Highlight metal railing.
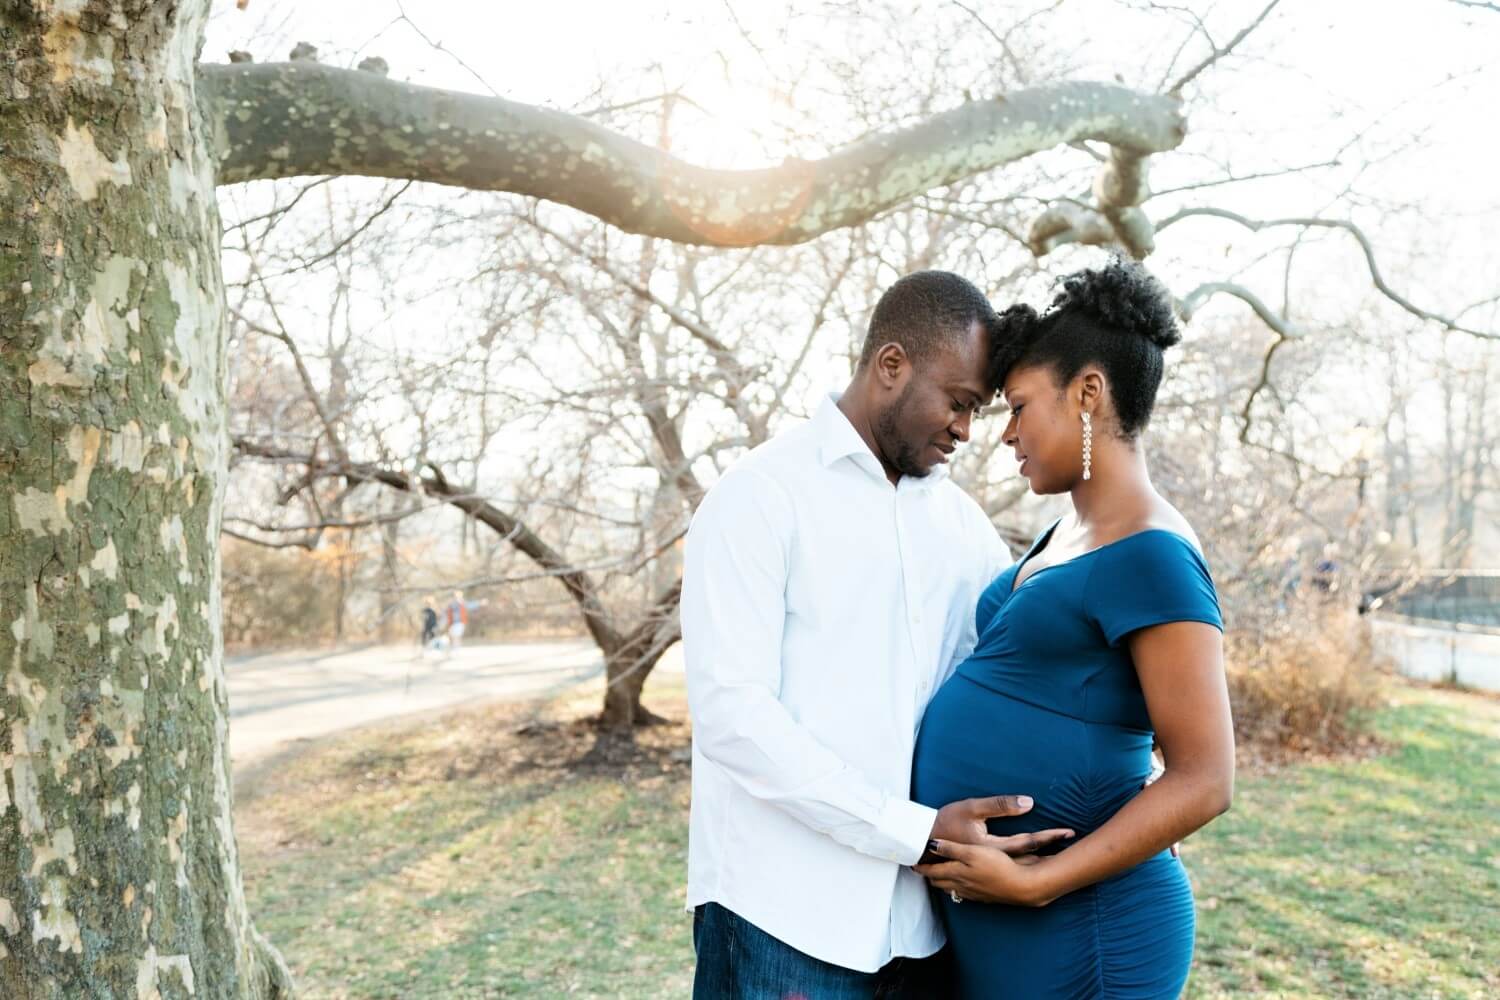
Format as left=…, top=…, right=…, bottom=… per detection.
left=1363, top=570, right=1500, bottom=633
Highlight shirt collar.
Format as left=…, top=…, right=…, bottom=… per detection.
left=814, top=392, right=951, bottom=489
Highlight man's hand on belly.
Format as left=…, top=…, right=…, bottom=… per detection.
left=927, top=795, right=1075, bottom=860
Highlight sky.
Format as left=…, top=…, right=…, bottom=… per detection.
left=204, top=0, right=1500, bottom=530
left=202, top=0, right=1500, bottom=328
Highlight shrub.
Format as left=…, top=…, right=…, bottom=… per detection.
left=221, top=538, right=343, bottom=650
left=1223, top=601, right=1385, bottom=760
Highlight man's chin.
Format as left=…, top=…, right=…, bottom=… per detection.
left=889, top=443, right=933, bottom=479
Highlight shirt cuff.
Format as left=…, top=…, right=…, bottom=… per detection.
left=877, top=798, right=939, bottom=866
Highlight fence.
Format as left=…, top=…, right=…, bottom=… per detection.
left=1365, top=570, right=1500, bottom=693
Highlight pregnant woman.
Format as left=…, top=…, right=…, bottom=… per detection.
left=912, top=258, right=1235, bottom=999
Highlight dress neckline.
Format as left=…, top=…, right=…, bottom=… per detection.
left=1008, top=519, right=1197, bottom=595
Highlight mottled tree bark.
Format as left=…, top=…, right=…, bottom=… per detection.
left=0, top=1, right=290, bottom=996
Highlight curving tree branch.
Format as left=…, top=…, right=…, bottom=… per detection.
left=199, top=61, right=1185, bottom=247
left=1177, top=281, right=1299, bottom=443
left=231, top=437, right=628, bottom=652
left=1159, top=207, right=1499, bottom=341
left=1026, top=145, right=1157, bottom=259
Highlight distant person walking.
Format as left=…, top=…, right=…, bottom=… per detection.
left=444, top=590, right=484, bottom=655
left=419, top=602, right=440, bottom=653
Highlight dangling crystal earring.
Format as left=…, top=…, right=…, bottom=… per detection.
left=1081, top=412, right=1093, bottom=481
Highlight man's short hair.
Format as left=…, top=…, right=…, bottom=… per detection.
left=857, top=270, right=995, bottom=369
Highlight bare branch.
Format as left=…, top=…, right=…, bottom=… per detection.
left=391, top=0, right=502, bottom=98
left=1166, top=0, right=1284, bottom=95
left=948, top=0, right=1032, bottom=85
left=1177, top=281, right=1299, bottom=444
left=1149, top=157, right=1341, bottom=197
left=229, top=287, right=351, bottom=464
left=1159, top=207, right=1500, bottom=341
left=1025, top=139, right=1162, bottom=259
left=222, top=526, right=319, bottom=550
left=232, top=437, right=629, bottom=651
left=224, top=505, right=434, bottom=532
left=201, top=63, right=1185, bottom=247
left=1026, top=201, right=1119, bottom=257
left=522, top=217, right=738, bottom=360
left=223, top=176, right=335, bottom=237
left=1177, top=280, right=1299, bottom=339
left=256, top=180, right=413, bottom=279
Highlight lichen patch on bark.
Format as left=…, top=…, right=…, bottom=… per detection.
left=32, top=877, right=82, bottom=954
left=39, top=0, right=114, bottom=86
left=137, top=944, right=198, bottom=998
left=56, top=120, right=132, bottom=200
left=27, top=253, right=143, bottom=389
left=27, top=826, right=77, bottom=878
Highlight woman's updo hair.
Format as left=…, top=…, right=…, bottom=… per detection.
left=988, top=257, right=1180, bottom=439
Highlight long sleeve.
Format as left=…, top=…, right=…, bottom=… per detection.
left=682, top=469, right=937, bottom=865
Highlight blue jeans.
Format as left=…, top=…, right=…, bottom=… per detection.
left=692, top=903, right=952, bottom=999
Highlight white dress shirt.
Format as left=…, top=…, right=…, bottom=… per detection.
left=682, top=393, right=1012, bottom=973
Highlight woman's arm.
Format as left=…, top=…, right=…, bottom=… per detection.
left=916, top=620, right=1234, bottom=905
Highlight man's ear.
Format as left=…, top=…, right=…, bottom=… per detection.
left=873, top=342, right=909, bottom=389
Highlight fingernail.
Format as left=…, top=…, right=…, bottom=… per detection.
left=927, top=840, right=940, bottom=852
left=1018, top=796, right=1033, bottom=809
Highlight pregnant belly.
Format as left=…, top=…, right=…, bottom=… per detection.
left=912, top=673, right=1154, bottom=840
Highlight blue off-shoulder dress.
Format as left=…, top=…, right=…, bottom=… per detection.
left=912, top=523, right=1223, bottom=1000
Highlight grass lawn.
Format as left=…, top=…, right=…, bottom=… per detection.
left=1188, top=685, right=1499, bottom=999
left=235, top=675, right=1500, bottom=999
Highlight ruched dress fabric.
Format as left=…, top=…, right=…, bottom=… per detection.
left=912, top=524, right=1223, bottom=999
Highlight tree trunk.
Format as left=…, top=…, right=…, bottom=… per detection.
left=600, top=647, right=667, bottom=729
left=597, top=588, right=683, bottom=732
left=377, top=508, right=401, bottom=645
left=0, top=3, right=289, bottom=996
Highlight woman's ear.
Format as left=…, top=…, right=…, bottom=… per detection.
left=1077, top=368, right=1106, bottom=414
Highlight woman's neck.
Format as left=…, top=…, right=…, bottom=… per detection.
left=1069, top=438, right=1156, bottom=530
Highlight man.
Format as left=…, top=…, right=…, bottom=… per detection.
left=682, top=271, right=1056, bottom=998
left=443, top=589, right=484, bottom=656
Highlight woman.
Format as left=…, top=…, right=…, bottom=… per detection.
left=911, top=258, right=1235, bottom=999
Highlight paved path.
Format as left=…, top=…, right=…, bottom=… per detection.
left=226, top=639, right=683, bottom=766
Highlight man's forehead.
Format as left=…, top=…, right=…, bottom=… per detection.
left=925, top=321, right=989, bottom=383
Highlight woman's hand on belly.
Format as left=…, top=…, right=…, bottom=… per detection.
left=914, top=837, right=1070, bottom=907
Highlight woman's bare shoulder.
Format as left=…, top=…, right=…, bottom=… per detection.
left=1144, top=503, right=1202, bottom=552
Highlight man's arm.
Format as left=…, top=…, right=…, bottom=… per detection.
left=683, top=469, right=937, bottom=864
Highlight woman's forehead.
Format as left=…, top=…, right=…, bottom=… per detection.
left=1002, top=365, right=1051, bottom=396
